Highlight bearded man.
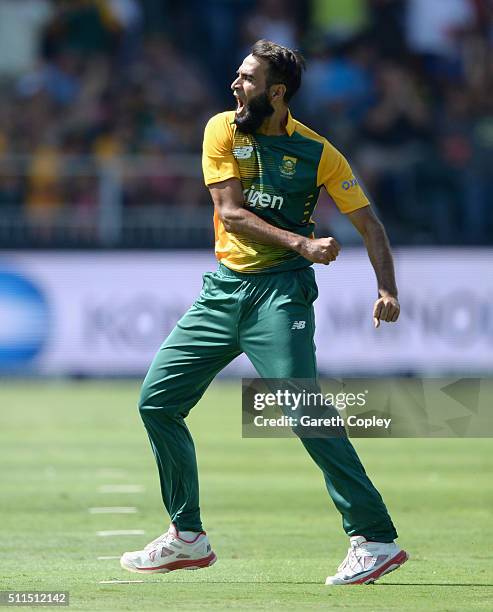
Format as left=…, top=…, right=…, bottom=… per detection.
left=121, top=39, right=408, bottom=586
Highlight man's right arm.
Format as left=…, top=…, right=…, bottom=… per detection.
left=209, top=178, right=340, bottom=265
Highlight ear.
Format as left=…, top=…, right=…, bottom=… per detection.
left=269, top=84, right=286, bottom=103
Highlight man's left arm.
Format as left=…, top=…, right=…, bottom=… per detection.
left=347, top=206, right=400, bottom=328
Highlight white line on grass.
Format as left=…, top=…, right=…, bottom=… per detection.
left=99, top=580, right=146, bottom=584
left=97, top=530, right=145, bottom=537
left=97, top=556, right=121, bottom=560
left=98, top=485, right=144, bottom=493
left=89, top=507, right=137, bottom=514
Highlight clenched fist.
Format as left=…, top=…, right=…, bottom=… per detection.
left=373, top=295, right=400, bottom=328
left=298, top=236, right=341, bottom=265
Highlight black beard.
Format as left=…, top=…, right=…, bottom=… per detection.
left=234, top=92, right=274, bottom=134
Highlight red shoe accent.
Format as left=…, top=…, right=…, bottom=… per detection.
left=351, top=549, right=409, bottom=585
left=170, top=523, right=207, bottom=544
left=176, top=532, right=206, bottom=544
left=137, top=551, right=217, bottom=572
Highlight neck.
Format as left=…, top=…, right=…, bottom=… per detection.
left=258, top=106, right=289, bottom=136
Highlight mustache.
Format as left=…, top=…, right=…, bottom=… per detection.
left=234, top=92, right=274, bottom=134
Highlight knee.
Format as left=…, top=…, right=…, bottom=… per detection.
left=138, top=385, right=186, bottom=421
left=138, top=385, right=166, bottom=421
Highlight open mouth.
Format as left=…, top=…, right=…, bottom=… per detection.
left=235, top=95, right=245, bottom=115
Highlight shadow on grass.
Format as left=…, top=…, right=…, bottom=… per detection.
left=103, top=580, right=493, bottom=587
left=375, top=583, right=493, bottom=587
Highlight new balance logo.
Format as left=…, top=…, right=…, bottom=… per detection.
left=291, top=320, right=306, bottom=330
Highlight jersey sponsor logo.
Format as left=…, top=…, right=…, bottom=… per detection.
left=233, top=146, right=254, bottom=160
left=291, top=320, right=306, bottom=330
left=279, top=155, right=297, bottom=178
left=342, top=177, right=359, bottom=190
left=244, top=185, right=284, bottom=210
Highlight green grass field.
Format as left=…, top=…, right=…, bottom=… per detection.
left=0, top=381, right=492, bottom=610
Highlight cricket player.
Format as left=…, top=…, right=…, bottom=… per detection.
left=121, top=40, right=409, bottom=585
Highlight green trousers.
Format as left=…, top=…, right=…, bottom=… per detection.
left=139, top=264, right=397, bottom=542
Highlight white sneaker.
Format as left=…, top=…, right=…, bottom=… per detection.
left=120, top=523, right=217, bottom=574
left=325, top=536, right=409, bottom=585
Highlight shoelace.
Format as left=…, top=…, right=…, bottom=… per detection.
left=338, top=545, right=374, bottom=574
left=145, top=529, right=174, bottom=552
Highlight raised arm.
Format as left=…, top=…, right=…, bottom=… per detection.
left=209, top=177, right=341, bottom=265
left=347, top=206, right=400, bottom=328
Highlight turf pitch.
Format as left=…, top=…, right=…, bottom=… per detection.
left=0, top=381, right=492, bottom=610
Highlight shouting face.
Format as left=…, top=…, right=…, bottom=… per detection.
left=231, top=54, right=274, bottom=134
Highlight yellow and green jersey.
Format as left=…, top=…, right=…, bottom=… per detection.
left=202, top=110, right=369, bottom=273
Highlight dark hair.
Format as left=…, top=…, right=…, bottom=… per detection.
left=251, top=39, right=305, bottom=103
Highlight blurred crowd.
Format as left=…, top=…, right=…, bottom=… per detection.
left=0, top=0, right=492, bottom=247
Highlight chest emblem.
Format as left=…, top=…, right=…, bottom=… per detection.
left=233, top=146, right=254, bottom=160
left=280, top=155, right=297, bottom=178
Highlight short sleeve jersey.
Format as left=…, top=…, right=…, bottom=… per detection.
left=202, top=110, right=369, bottom=273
